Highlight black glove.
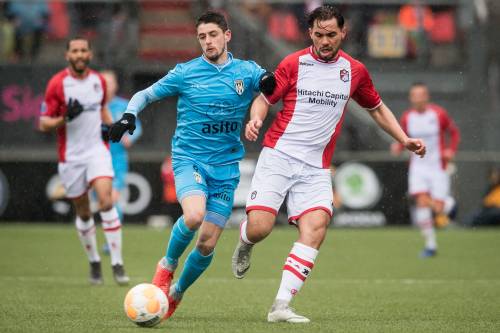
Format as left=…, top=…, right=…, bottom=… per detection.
left=109, top=113, right=136, bottom=143
left=259, top=71, right=276, bottom=95
left=66, top=98, right=84, bottom=121
left=101, top=124, right=111, bottom=142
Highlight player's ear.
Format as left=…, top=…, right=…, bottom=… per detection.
left=341, top=26, right=347, bottom=41
left=225, top=29, right=231, bottom=43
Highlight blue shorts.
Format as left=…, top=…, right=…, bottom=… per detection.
left=173, top=158, right=240, bottom=228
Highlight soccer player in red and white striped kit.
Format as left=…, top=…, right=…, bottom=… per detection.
left=39, top=37, right=129, bottom=285
left=232, top=5, right=426, bottom=323
left=392, top=82, right=460, bottom=258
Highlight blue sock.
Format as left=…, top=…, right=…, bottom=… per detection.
left=165, top=216, right=196, bottom=267
left=176, top=247, right=213, bottom=293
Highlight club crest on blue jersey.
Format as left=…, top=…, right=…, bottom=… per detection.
left=340, top=69, right=350, bottom=82
left=234, top=79, right=244, bottom=95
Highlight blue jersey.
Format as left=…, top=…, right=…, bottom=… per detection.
left=125, top=53, right=265, bottom=165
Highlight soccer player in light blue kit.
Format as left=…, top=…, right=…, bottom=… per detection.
left=109, top=11, right=276, bottom=320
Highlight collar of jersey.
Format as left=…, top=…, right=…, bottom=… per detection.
left=202, top=52, right=233, bottom=71
left=308, top=46, right=341, bottom=64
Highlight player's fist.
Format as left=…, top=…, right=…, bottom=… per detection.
left=404, top=138, right=426, bottom=158
left=245, top=119, right=263, bottom=141
left=259, top=71, right=276, bottom=95
left=109, top=113, right=136, bottom=143
left=66, top=98, right=84, bottom=122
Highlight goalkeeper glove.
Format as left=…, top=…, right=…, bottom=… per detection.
left=259, top=71, right=276, bottom=95
left=66, top=98, right=84, bottom=122
left=109, top=113, right=136, bottom=143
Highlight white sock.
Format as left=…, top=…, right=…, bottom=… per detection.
left=75, top=217, right=100, bottom=263
left=415, top=207, right=437, bottom=250
left=275, top=242, right=318, bottom=303
left=100, top=207, right=123, bottom=265
left=240, top=220, right=254, bottom=245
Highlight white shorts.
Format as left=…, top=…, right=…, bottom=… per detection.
left=246, top=147, right=333, bottom=224
left=58, top=151, right=114, bottom=199
left=408, top=165, right=449, bottom=202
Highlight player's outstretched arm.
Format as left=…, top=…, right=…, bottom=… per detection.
left=246, top=94, right=270, bottom=141
left=368, top=102, right=426, bottom=157
left=109, top=87, right=161, bottom=142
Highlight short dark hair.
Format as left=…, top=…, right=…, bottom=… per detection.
left=66, top=37, right=91, bottom=50
left=410, top=81, right=428, bottom=89
left=196, top=10, right=228, bottom=32
left=307, top=5, right=345, bottom=29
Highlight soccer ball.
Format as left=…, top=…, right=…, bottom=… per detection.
left=124, top=283, right=169, bottom=327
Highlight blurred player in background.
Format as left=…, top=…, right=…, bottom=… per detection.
left=38, top=37, right=129, bottom=285
left=109, top=11, right=276, bottom=320
left=392, top=82, right=460, bottom=258
left=100, top=70, right=142, bottom=222
left=231, top=5, right=426, bottom=323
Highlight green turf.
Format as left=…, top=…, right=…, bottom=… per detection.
left=0, top=224, right=499, bottom=333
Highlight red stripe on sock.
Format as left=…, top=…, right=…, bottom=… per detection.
left=283, top=265, right=306, bottom=281
left=289, top=254, right=314, bottom=268
left=103, top=225, right=121, bottom=232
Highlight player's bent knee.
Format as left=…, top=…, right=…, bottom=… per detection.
left=183, top=210, right=205, bottom=226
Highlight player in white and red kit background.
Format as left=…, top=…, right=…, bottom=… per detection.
left=392, top=82, right=460, bottom=258
left=38, top=37, right=129, bottom=285
left=232, top=5, right=426, bottom=323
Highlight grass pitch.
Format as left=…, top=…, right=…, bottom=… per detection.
left=0, top=224, right=499, bottom=333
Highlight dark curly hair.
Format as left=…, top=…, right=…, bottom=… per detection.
left=307, top=5, right=345, bottom=29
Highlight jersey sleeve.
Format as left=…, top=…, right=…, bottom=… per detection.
left=263, top=57, right=293, bottom=105
left=41, top=76, right=64, bottom=118
left=437, top=106, right=460, bottom=152
left=351, top=64, right=382, bottom=110
left=248, top=60, right=266, bottom=92
left=97, top=73, right=107, bottom=108
left=150, top=64, right=184, bottom=98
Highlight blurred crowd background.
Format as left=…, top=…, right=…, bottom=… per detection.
left=0, top=0, right=499, bottom=225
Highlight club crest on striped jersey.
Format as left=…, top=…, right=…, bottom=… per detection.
left=340, top=69, right=350, bottom=82
left=234, top=79, right=244, bottom=95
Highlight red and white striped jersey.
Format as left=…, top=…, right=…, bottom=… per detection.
left=262, top=47, right=382, bottom=168
left=401, top=104, right=460, bottom=170
left=41, top=68, right=108, bottom=162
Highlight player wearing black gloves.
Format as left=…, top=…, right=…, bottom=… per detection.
left=109, top=113, right=136, bottom=142
left=66, top=98, right=84, bottom=122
